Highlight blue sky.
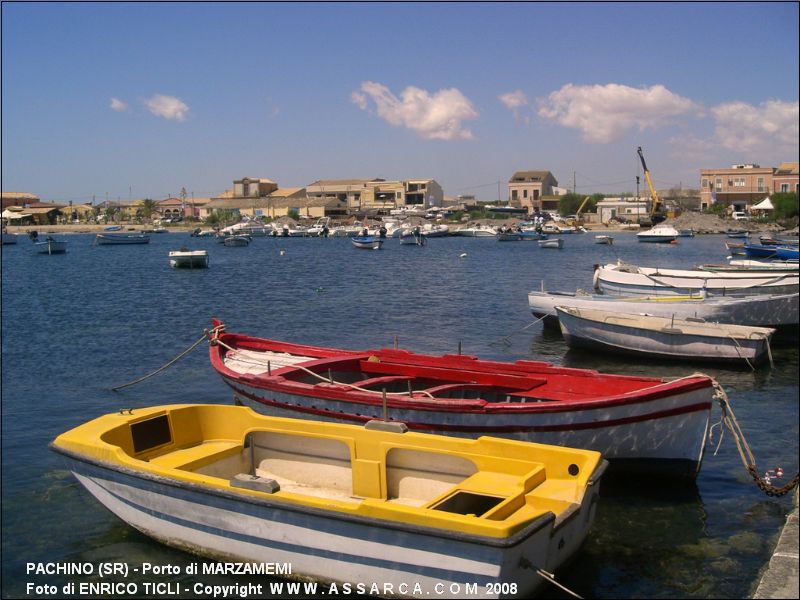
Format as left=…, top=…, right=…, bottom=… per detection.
left=3, top=2, right=798, bottom=203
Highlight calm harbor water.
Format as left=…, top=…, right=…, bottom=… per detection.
left=2, top=230, right=797, bottom=598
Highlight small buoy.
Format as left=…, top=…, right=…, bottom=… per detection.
left=279, top=250, right=285, bottom=256
left=459, top=252, right=468, bottom=258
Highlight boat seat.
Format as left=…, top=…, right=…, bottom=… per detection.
left=345, top=375, right=413, bottom=389
left=147, top=441, right=242, bottom=471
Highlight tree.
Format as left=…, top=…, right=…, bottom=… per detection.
left=771, top=192, right=798, bottom=220
left=141, top=199, right=157, bottom=220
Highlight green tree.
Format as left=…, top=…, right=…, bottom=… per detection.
left=771, top=192, right=798, bottom=220
left=141, top=199, right=157, bottom=220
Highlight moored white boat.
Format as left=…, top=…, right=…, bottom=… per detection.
left=636, top=225, right=679, bottom=243
left=35, top=237, right=68, bottom=254
left=51, top=404, right=607, bottom=599
left=169, top=249, right=209, bottom=268
left=527, top=289, right=799, bottom=337
left=399, top=228, right=426, bottom=245
left=351, top=236, right=383, bottom=250
left=420, top=223, right=450, bottom=238
left=538, top=238, right=563, bottom=249
left=454, top=225, right=497, bottom=237
left=223, top=235, right=251, bottom=247
left=594, top=235, right=614, bottom=245
left=555, top=306, right=775, bottom=366
left=593, top=262, right=799, bottom=297
left=209, top=322, right=719, bottom=479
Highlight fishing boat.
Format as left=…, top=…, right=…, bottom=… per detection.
left=677, top=229, right=695, bottom=238
left=725, top=241, right=747, bottom=256
left=518, top=230, right=546, bottom=241
left=743, top=243, right=799, bottom=261
left=538, top=238, right=563, bottom=249
left=527, top=289, right=799, bottom=335
left=103, top=225, right=123, bottom=231
left=726, top=229, right=750, bottom=239
left=351, top=236, right=383, bottom=250
left=95, top=232, right=150, bottom=245
left=699, top=259, right=799, bottom=273
left=420, top=224, right=449, bottom=238
left=168, top=249, right=209, bottom=269
left=496, top=231, right=521, bottom=242
left=453, top=225, right=497, bottom=237
left=594, top=235, right=613, bottom=245
left=760, top=234, right=799, bottom=247
left=208, top=322, right=718, bottom=478
left=636, top=225, right=679, bottom=243
left=223, top=235, right=251, bottom=247
left=51, top=404, right=607, bottom=598
left=555, top=306, right=775, bottom=367
left=593, top=262, right=799, bottom=297
left=35, top=237, right=68, bottom=254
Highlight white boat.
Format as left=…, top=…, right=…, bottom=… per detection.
left=306, top=217, right=332, bottom=237
left=35, top=237, right=68, bottom=254
left=527, top=289, right=799, bottom=335
left=223, top=235, right=251, bottom=247
left=399, top=228, right=426, bottom=246
left=351, top=236, right=383, bottom=250
left=538, top=238, right=563, bottom=249
left=636, top=225, right=679, bottom=243
left=593, top=262, right=799, bottom=297
left=51, top=404, right=607, bottom=599
left=330, top=225, right=364, bottom=238
left=454, top=225, right=497, bottom=237
left=220, top=222, right=272, bottom=237
left=420, top=223, right=450, bottom=238
left=677, top=229, right=695, bottom=238
left=594, top=235, right=614, bottom=245
left=699, top=260, right=799, bottom=273
left=556, top=306, right=775, bottom=366
left=169, top=249, right=209, bottom=269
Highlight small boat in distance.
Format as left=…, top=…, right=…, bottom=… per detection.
left=35, top=236, right=68, bottom=254
left=556, top=305, right=775, bottom=367
left=538, top=238, right=563, bottom=249
left=222, top=235, right=251, bottom=247
left=1, top=231, right=18, bottom=244
left=636, top=225, right=679, bottom=243
left=744, top=243, right=799, bottom=261
left=726, top=229, right=750, bottom=239
left=209, top=322, right=718, bottom=479
left=594, top=235, right=614, bottom=245
left=351, top=236, right=383, bottom=250
left=677, top=229, right=695, bottom=238
left=95, top=232, right=150, bottom=245
left=169, top=249, right=209, bottom=268
left=51, top=404, right=607, bottom=598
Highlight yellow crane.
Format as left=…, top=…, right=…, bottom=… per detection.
left=637, top=146, right=666, bottom=224
left=575, top=195, right=592, bottom=221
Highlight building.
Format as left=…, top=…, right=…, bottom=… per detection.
left=404, top=179, right=443, bottom=208
left=507, top=171, right=558, bottom=213
left=305, top=178, right=442, bottom=215
left=773, top=162, right=799, bottom=194
left=1, top=192, right=40, bottom=209
left=595, top=198, right=650, bottom=224
left=699, top=164, right=774, bottom=211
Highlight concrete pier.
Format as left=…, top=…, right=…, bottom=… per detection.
left=753, top=490, right=799, bottom=599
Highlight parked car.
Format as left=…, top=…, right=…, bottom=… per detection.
left=732, top=211, right=750, bottom=221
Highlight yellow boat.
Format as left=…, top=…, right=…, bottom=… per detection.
left=52, top=404, right=607, bottom=598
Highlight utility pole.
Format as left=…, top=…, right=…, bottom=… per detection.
left=572, top=172, right=576, bottom=195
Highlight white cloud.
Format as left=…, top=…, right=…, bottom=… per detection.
left=499, top=90, right=530, bottom=125
left=537, top=83, right=698, bottom=143
left=110, top=98, right=127, bottom=112
left=352, top=81, right=478, bottom=140
left=144, top=94, right=189, bottom=122
left=711, top=99, right=799, bottom=154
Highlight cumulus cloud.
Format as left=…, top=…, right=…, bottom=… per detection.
left=711, top=99, right=799, bottom=154
left=144, top=94, right=189, bottom=121
left=537, top=83, right=698, bottom=143
left=499, top=90, right=531, bottom=125
left=110, top=97, right=127, bottom=112
left=352, top=81, right=478, bottom=140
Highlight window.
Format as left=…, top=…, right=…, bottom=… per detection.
left=511, top=190, right=518, bottom=201
left=701, top=178, right=709, bottom=189
left=715, top=178, right=722, bottom=191
left=757, top=178, right=765, bottom=192
left=523, top=190, right=528, bottom=198
left=781, top=184, right=789, bottom=193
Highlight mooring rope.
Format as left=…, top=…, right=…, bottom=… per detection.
left=489, top=314, right=548, bottom=346
left=710, top=379, right=799, bottom=497
left=110, top=325, right=225, bottom=391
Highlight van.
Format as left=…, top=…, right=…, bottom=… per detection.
left=732, top=211, right=750, bottom=221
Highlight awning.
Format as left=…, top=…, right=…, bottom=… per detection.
left=1, top=209, right=32, bottom=220
left=752, top=196, right=774, bottom=210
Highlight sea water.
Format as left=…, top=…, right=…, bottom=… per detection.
left=1, top=231, right=797, bottom=598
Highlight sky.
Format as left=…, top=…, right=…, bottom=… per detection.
left=2, top=2, right=798, bottom=203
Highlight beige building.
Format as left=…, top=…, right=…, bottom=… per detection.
left=773, top=162, right=799, bottom=194
left=699, top=164, right=773, bottom=210
left=305, top=178, right=442, bottom=215
left=507, top=171, right=559, bottom=213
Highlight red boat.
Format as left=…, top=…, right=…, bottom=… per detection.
left=208, top=321, right=717, bottom=479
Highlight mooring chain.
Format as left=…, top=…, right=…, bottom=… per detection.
left=712, top=379, right=798, bottom=497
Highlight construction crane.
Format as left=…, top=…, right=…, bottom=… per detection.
left=637, top=146, right=666, bottom=224
left=575, top=195, right=592, bottom=221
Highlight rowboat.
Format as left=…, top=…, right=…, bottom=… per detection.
left=351, top=236, right=383, bottom=250
left=51, top=404, right=607, bottom=598
left=593, top=262, right=799, bottom=297
left=699, top=259, right=798, bottom=273
left=726, top=241, right=747, bottom=256
left=637, top=225, right=678, bottom=243
left=538, top=238, right=563, bottom=249
left=726, top=229, right=750, bottom=239
left=518, top=230, right=546, bottom=241
left=223, top=235, right=251, bottom=247
left=594, top=235, right=613, bottom=245
left=677, top=229, right=695, bottom=238
left=453, top=225, right=497, bottom=237
left=555, top=306, right=775, bottom=367
left=208, top=322, right=717, bottom=478
left=35, top=237, right=68, bottom=254
left=743, top=243, right=799, bottom=261
left=496, top=232, right=522, bottom=242
left=168, top=249, right=209, bottom=269
left=95, top=232, right=150, bottom=245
